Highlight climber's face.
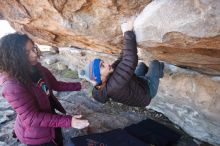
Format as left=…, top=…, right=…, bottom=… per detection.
left=100, top=60, right=113, bottom=83
left=25, top=40, right=39, bottom=65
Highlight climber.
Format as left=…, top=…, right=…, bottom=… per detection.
left=0, top=33, right=89, bottom=146
left=80, top=17, right=164, bottom=107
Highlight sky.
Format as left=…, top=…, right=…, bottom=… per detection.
left=0, top=20, right=15, bottom=38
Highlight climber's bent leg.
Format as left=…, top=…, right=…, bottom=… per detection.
left=135, top=62, right=148, bottom=77
left=144, top=60, right=164, bottom=98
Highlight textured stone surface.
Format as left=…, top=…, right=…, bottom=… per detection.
left=149, top=65, right=220, bottom=145
left=134, top=0, right=220, bottom=75
left=1, top=0, right=219, bottom=74
left=0, top=0, right=151, bottom=53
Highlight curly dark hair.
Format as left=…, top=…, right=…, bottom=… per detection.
left=0, top=32, right=34, bottom=85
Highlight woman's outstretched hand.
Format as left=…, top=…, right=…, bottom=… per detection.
left=71, top=115, right=89, bottom=129
left=121, top=16, right=136, bottom=35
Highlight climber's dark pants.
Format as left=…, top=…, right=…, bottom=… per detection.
left=135, top=61, right=160, bottom=98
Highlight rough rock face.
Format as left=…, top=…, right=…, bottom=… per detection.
left=0, top=0, right=220, bottom=75
left=149, top=66, right=220, bottom=146
left=0, top=0, right=151, bottom=54
left=134, top=0, right=220, bottom=75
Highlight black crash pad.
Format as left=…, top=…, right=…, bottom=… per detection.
left=71, top=119, right=181, bottom=146
left=71, top=128, right=149, bottom=146
left=125, top=119, right=181, bottom=146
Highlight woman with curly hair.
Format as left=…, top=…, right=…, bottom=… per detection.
left=0, top=33, right=89, bottom=146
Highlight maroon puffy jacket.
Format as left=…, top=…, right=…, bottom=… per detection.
left=0, top=63, right=81, bottom=145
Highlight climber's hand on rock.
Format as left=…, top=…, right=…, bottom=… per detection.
left=71, top=115, right=89, bottom=129
left=121, top=16, right=136, bottom=35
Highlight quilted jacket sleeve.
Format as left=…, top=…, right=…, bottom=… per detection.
left=107, top=31, right=138, bottom=90
left=2, top=82, right=72, bottom=128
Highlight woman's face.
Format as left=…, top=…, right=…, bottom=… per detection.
left=100, top=60, right=114, bottom=83
left=25, top=40, right=39, bottom=65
